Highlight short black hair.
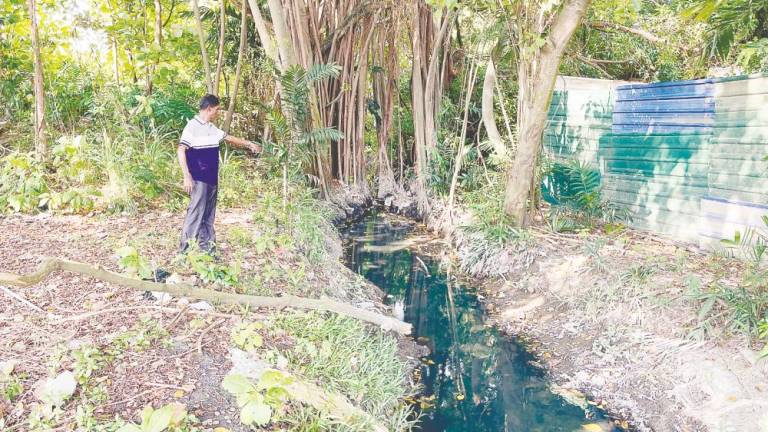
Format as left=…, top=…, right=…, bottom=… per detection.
left=199, top=94, right=220, bottom=110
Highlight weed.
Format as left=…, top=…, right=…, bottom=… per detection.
left=542, top=160, right=632, bottom=229
left=108, top=319, right=169, bottom=358
left=0, top=361, right=26, bottom=403
left=622, top=264, right=656, bottom=286
left=231, top=321, right=265, bottom=351
left=270, top=312, right=418, bottom=426
left=583, top=238, right=608, bottom=274
left=460, top=178, right=533, bottom=257
left=222, top=372, right=293, bottom=427
left=720, top=215, right=768, bottom=265
left=691, top=282, right=768, bottom=341
left=181, top=241, right=240, bottom=286
left=71, top=344, right=106, bottom=385
left=116, top=402, right=199, bottom=432
left=116, top=245, right=154, bottom=280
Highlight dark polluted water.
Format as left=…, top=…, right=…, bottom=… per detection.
left=341, top=211, right=621, bottom=432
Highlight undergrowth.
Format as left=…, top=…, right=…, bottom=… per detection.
left=269, top=311, right=419, bottom=431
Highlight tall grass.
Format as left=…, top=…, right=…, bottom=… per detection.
left=271, top=311, right=419, bottom=431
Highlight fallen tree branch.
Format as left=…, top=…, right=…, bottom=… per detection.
left=0, top=258, right=411, bottom=335
left=198, top=319, right=225, bottom=355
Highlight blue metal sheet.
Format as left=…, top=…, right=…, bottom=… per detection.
left=616, top=80, right=714, bottom=102
left=611, top=124, right=713, bottom=134
left=613, top=98, right=715, bottom=114
left=618, top=77, right=714, bottom=90
left=613, top=112, right=714, bottom=126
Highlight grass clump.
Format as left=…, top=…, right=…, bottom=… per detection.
left=270, top=311, right=419, bottom=431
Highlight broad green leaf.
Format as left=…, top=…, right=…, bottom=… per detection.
left=257, top=370, right=292, bottom=390
left=140, top=405, right=155, bottom=426
left=145, top=403, right=176, bottom=432
left=264, top=386, right=290, bottom=404
left=222, top=374, right=255, bottom=395
left=116, top=425, right=143, bottom=432
left=240, top=400, right=272, bottom=426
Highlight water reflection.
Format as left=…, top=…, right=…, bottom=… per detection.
left=342, top=212, right=617, bottom=432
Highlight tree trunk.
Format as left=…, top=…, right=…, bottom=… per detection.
left=503, top=0, right=591, bottom=225
left=191, top=0, right=214, bottom=93
left=214, top=0, right=226, bottom=93
left=146, top=0, right=162, bottom=95
left=481, top=59, right=503, bottom=155
left=224, top=0, right=247, bottom=132
left=247, top=0, right=278, bottom=64
left=447, top=59, right=479, bottom=214
left=410, top=8, right=429, bottom=212
left=423, top=10, right=454, bottom=154
left=28, top=0, right=46, bottom=159
left=267, top=0, right=297, bottom=70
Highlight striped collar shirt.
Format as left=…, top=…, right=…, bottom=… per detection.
left=179, top=116, right=227, bottom=185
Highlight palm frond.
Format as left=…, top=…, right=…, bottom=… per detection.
left=299, top=127, right=344, bottom=146
left=305, top=63, right=341, bottom=83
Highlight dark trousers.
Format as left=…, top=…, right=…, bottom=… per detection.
left=180, top=180, right=218, bottom=252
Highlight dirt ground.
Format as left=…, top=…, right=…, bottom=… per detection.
left=430, top=205, right=768, bottom=432
left=0, top=208, right=418, bottom=431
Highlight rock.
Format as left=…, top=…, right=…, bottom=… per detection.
left=229, top=348, right=270, bottom=378
left=151, top=291, right=173, bottom=304
left=189, top=301, right=213, bottom=311
left=501, top=296, right=546, bottom=320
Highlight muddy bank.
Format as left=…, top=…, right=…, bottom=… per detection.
left=421, top=201, right=768, bottom=432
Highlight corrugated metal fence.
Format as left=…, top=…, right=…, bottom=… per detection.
left=544, top=74, right=768, bottom=245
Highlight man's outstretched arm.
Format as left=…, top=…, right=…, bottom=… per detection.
left=224, top=135, right=261, bottom=154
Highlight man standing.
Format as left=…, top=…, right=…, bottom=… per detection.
left=178, top=94, right=260, bottom=253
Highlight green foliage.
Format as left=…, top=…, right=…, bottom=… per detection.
left=222, top=372, right=293, bottom=427
left=0, top=152, right=50, bottom=212
left=181, top=241, right=240, bottom=286
left=690, top=281, right=768, bottom=342
left=720, top=215, right=768, bottom=265
left=250, top=186, right=332, bottom=264
left=270, top=311, right=417, bottom=425
left=583, top=238, right=609, bottom=274
left=71, top=345, right=107, bottom=386
left=686, top=0, right=768, bottom=71
left=426, top=140, right=456, bottom=196
left=265, top=63, right=343, bottom=202
left=231, top=321, right=265, bottom=351
left=542, top=160, right=631, bottom=230
left=116, top=403, right=196, bottom=432
left=0, top=360, right=25, bottom=403
left=116, top=245, right=154, bottom=279
left=461, top=178, right=529, bottom=248
left=107, top=319, right=170, bottom=358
